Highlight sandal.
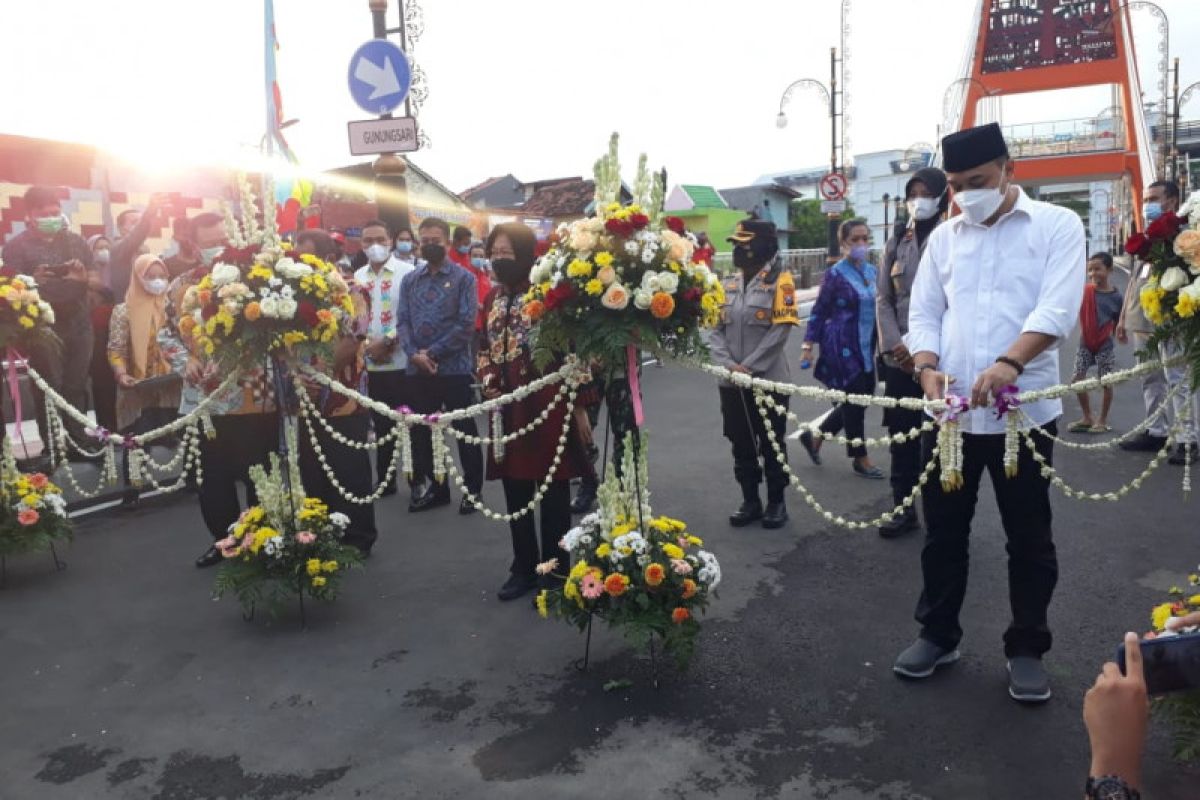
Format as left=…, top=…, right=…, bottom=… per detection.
left=853, top=462, right=885, bottom=479
left=1089, top=424, right=1112, bottom=434
left=798, top=430, right=822, bottom=465
left=1066, top=420, right=1093, bottom=433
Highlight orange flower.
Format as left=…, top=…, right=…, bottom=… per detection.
left=604, top=573, right=630, bottom=597
left=644, top=563, right=665, bottom=587
left=243, top=301, right=262, bottom=321
left=178, top=315, right=196, bottom=336
left=17, top=509, right=40, bottom=526
left=671, top=607, right=691, bottom=625
left=28, top=473, right=49, bottom=490
left=197, top=289, right=212, bottom=307
left=649, top=291, right=675, bottom=319
left=681, top=578, right=697, bottom=599
left=525, top=299, right=545, bottom=322
left=316, top=309, right=334, bottom=323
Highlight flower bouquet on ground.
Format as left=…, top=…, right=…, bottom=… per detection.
left=212, top=443, right=362, bottom=620
left=1148, top=571, right=1200, bottom=761
left=179, top=174, right=355, bottom=371
left=1126, top=192, right=1200, bottom=380
left=0, top=441, right=71, bottom=568
left=0, top=271, right=58, bottom=352
left=539, top=436, right=720, bottom=669
left=526, top=133, right=725, bottom=369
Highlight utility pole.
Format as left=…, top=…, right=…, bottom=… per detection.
left=827, top=47, right=841, bottom=263
left=369, top=0, right=411, bottom=235
left=1170, top=57, right=1181, bottom=182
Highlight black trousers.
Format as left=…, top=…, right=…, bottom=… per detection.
left=818, top=370, right=875, bottom=459
left=916, top=421, right=1058, bottom=658
left=299, top=413, right=378, bottom=553
left=719, top=386, right=789, bottom=503
left=197, top=413, right=278, bottom=540
left=503, top=478, right=570, bottom=579
left=882, top=363, right=924, bottom=506
left=90, top=323, right=118, bottom=433
left=409, top=374, right=483, bottom=493
left=29, top=313, right=93, bottom=443
left=367, top=370, right=407, bottom=487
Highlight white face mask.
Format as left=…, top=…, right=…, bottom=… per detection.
left=365, top=243, right=391, bottom=264
left=141, top=276, right=169, bottom=296
left=953, top=180, right=1008, bottom=225
left=907, top=197, right=940, bottom=222
left=200, top=246, right=224, bottom=266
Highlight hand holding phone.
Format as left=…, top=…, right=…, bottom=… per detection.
left=1118, top=629, right=1200, bottom=695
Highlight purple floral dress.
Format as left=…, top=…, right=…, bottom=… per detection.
left=804, top=259, right=878, bottom=390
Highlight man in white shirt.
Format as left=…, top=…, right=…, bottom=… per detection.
left=894, top=123, right=1086, bottom=704
left=354, top=219, right=417, bottom=496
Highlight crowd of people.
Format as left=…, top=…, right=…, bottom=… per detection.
left=0, top=122, right=1194, bottom=798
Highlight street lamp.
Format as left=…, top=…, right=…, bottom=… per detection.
left=898, top=142, right=934, bottom=172
left=776, top=68, right=841, bottom=260
left=941, top=77, right=993, bottom=133
left=1124, top=1, right=1170, bottom=173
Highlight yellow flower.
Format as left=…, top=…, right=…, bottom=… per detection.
left=666, top=261, right=682, bottom=274
left=585, top=279, right=604, bottom=296
left=322, top=560, right=339, bottom=572
left=1189, top=573, right=1199, bottom=585
left=19, top=316, right=34, bottom=329
left=594, top=251, right=614, bottom=268
left=662, top=543, right=684, bottom=560
left=27, top=304, right=39, bottom=317
left=536, top=590, right=549, bottom=618
left=248, top=265, right=273, bottom=281
left=1176, top=291, right=1200, bottom=319
left=1188, top=594, right=1200, bottom=606
left=595, top=543, right=612, bottom=558
left=686, top=535, right=703, bottom=546
left=566, top=259, right=593, bottom=279
left=311, top=575, right=327, bottom=588
left=249, top=526, right=278, bottom=553
left=563, top=579, right=581, bottom=605
left=1152, top=601, right=1174, bottom=631
left=21, top=493, right=39, bottom=507
left=1140, top=285, right=1167, bottom=324
left=306, top=558, right=323, bottom=577
left=569, top=560, right=591, bottom=580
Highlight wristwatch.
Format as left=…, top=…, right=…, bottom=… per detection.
left=1085, top=776, right=1140, bottom=799
left=912, top=363, right=937, bottom=384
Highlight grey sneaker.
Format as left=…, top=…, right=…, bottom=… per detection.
left=1007, top=657, right=1052, bottom=703
left=893, top=638, right=960, bottom=679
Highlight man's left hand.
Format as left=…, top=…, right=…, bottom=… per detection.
left=970, top=361, right=1020, bottom=408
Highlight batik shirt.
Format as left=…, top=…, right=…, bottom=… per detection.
left=397, top=260, right=478, bottom=377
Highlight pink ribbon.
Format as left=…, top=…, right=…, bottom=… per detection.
left=626, top=344, right=645, bottom=427
left=6, top=347, right=30, bottom=458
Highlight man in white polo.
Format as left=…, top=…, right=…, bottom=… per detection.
left=894, top=123, right=1085, bottom=704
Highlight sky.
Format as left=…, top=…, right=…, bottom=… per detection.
left=1, top=0, right=1198, bottom=194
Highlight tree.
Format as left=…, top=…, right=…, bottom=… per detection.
left=788, top=199, right=856, bottom=249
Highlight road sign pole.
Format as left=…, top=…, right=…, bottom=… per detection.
left=367, top=0, right=410, bottom=236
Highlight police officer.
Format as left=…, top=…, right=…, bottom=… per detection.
left=708, top=219, right=799, bottom=529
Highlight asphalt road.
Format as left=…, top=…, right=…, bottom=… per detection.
left=2, top=335, right=1199, bottom=799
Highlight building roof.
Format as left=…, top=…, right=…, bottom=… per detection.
left=679, top=185, right=728, bottom=209
left=460, top=174, right=509, bottom=199
left=718, top=184, right=802, bottom=210
left=520, top=178, right=597, bottom=217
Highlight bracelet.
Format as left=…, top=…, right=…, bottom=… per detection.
left=995, top=355, right=1025, bottom=375
left=912, top=363, right=937, bottom=384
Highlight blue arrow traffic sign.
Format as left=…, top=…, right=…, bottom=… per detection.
left=347, top=39, right=412, bottom=116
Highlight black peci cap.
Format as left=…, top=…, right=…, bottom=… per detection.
left=941, top=122, right=1009, bottom=173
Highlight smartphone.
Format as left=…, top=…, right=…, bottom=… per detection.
left=46, top=263, right=71, bottom=277
left=1117, top=631, right=1200, bottom=695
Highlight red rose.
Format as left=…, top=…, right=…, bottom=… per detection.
left=1146, top=211, right=1182, bottom=241
left=682, top=287, right=702, bottom=303
left=629, top=213, right=650, bottom=230
left=297, top=300, right=319, bottom=327
left=605, top=218, right=633, bottom=237
left=201, top=302, right=218, bottom=321
left=1124, top=232, right=1151, bottom=258
left=543, top=282, right=575, bottom=311
left=664, top=216, right=686, bottom=236
left=534, top=239, right=551, bottom=258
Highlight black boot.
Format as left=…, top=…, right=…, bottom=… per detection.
left=729, top=483, right=763, bottom=527
left=878, top=505, right=919, bottom=539
left=762, top=498, right=788, bottom=529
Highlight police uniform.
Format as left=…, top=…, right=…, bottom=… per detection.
left=707, top=219, right=799, bottom=529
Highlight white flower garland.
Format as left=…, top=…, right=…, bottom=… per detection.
left=756, top=391, right=936, bottom=449
left=293, top=387, right=403, bottom=452
left=295, top=399, right=403, bottom=505
left=1029, top=378, right=1189, bottom=452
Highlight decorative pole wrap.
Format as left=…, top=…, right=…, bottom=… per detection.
left=995, top=384, right=1022, bottom=479
left=937, top=394, right=969, bottom=492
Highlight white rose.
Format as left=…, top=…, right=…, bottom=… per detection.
left=277, top=298, right=298, bottom=319
left=640, top=271, right=662, bottom=292
left=259, top=296, right=280, bottom=318
left=633, top=288, right=653, bottom=310
left=210, top=262, right=240, bottom=287
left=569, top=227, right=598, bottom=253
left=1161, top=266, right=1189, bottom=292
left=658, top=272, right=680, bottom=294
left=38, top=301, right=55, bottom=325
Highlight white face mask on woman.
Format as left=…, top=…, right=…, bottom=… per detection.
left=953, top=180, right=1008, bottom=225
left=906, top=196, right=941, bottom=221
left=141, top=276, right=169, bottom=296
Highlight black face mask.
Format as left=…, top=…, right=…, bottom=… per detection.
left=491, top=258, right=527, bottom=288
left=421, top=243, right=446, bottom=264
left=732, top=245, right=757, bottom=270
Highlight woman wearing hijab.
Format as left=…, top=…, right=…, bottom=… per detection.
left=875, top=166, right=949, bottom=538
left=478, top=222, right=590, bottom=603
left=107, top=253, right=181, bottom=434
left=798, top=218, right=883, bottom=479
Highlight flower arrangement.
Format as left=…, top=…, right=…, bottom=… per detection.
left=0, top=440, right=71, bottom=559
left=180, top=246, right=354, bottom=370
left=1147, top=569, right=1200, bottom=761
left=1126, top=192, right=1200, bottom=380
left=539, top=435, right=720, bottom=668
left=526, top=134, right=725, bottom=369
left=213, top=445, right=362, bottom=617
left=0, top=271, right=57, bottom=351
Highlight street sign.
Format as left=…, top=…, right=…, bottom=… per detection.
left=819, top=172, right=848, bottom=201
left=820, top=200, right=847, bottom=214
left=348, top=39, right=412, bottom=115
left=348, top=117, right=419, bottom=156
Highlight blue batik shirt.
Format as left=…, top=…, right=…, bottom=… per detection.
left=397, top=259, right=478, bottom=376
